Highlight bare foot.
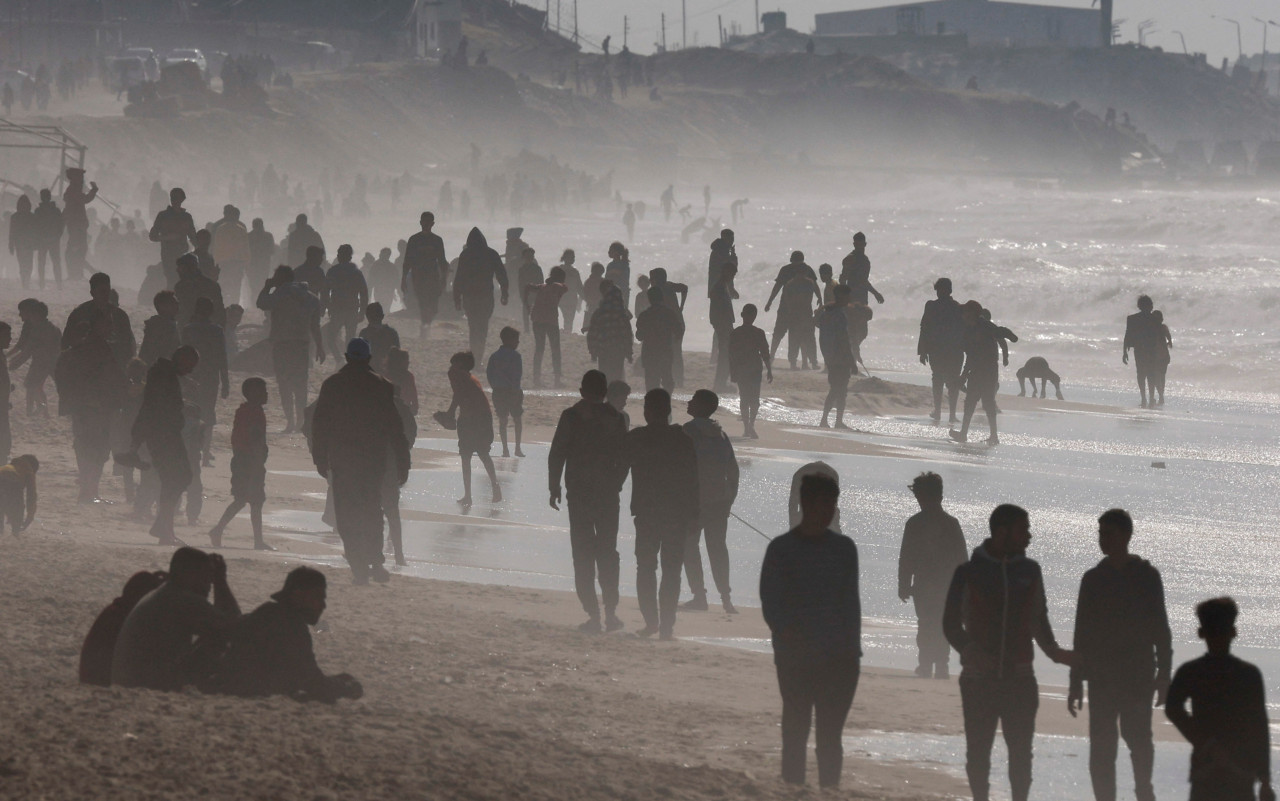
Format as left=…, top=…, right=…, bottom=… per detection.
left=834, top=421, right=851, bottom=430
left=254, top=541, right=277, bottom=551
left=492, top=487, right=503, bottom=503
left=515, top=449, right=525, bottom=458
left=457, top=495, right=472, bottom=506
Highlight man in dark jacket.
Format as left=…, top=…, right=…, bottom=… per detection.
left=918, top=277, right=966, bottom=423
left=634, top=287, right=683, bottom=392
left=401, top=211, right=449, bottom=337
left=898, top=471, right=967, bottom=679
left=680, top=389, right=739, bottom=614
left=128, top=346, right=200, bottom=545
left=63, top=272, right=136, bottom=367
left=452, top=227, right=508, bottom=363
left=311, top=338, right=410, bottom=585
left=943, top=504, right=1074, bottom=801
left=624, top=389, right=698, bottom=640
left=214, top=567, right=363, bottom=702
left=548, top=369, right=628, bottom=634
left=54, top=310, right=127, bottom=503
left=1068, top=508, right=1172, bottom=801
left=286, top=213, right=324, bottom=267
left=760, top=471, right=860, bottom=788
left=174, top=253, right=226, bottom=328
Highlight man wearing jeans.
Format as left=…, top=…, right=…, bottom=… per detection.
left=548, top=370, right=628, bottom=634
left=623, top=389, right=698, bottom=640
left=943, top=503, right=1074, bottom=801
left=760, top=472, right=860, bottom=788
left=1068, top=508, right=1172, bottom=801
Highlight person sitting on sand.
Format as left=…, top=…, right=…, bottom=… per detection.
left=212, top=567, right=363, bottom=703
left=79, top=569, right=166, bottom=687
left=111, top=547, right=241, bottom=691
left=1016, top=357, right=1064, bottom=400
left=445, top=351, right=501, bottom=506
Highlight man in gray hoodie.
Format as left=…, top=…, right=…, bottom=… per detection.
left=680, top=389, right=740, bottom=614
left=1067, top=508, right=1172, bottom=801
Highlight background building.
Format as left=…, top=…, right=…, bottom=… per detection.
left=815, top=0, right=1103, bottom=49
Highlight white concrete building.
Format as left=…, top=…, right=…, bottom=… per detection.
left=815, top=0, right=1103, bottom=49
left=409, top=0, right=464, bottom=58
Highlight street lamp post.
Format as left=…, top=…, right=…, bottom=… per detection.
left=1213, top=15, right=1243, bottom=61
left=1172, top=30, right=1188, bottom=54
left=1253, top=17, right=1268, bottom=71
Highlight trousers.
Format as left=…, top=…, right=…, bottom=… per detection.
left=914, top=593, right=951, bottom=671
left=331, top=466, right=387, bottom=579
left=777, top=656, right=860, bottom=787
left=634, top=515, right=686, bottom=634
left=567, top=494, right=621, bottom=618
left=532, top=321, right=561, bottom=381
left=683, top=510, right=731, bottom=598
left=1088, top=680, right=1155, bottom=801
left=960, top=674, right=1039, bottom=801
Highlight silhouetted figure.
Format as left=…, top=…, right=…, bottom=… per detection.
left=452, top=228, right=509, bottom=364
left=208, top=378, right=273, bottom=551
left=525, top=266, right=566, bottom=387
left=557, top=249, right=584, bottom=333
left=635, top=287, right=682, bottom=391
left=257, top=265, right=325, bottom=433
left=1122, top=295, right=1161, bottom=409
left=62, top=168, right=98, bottom=282
left=79, top=570, right=166, bottom=686
left=1067, top=508, right=1171, bottom=801
left=1016, top=357, right=1063, bottom=400
left=214, top=567, right=363, bottom=702
left=128, top=346, right=200, bottom=544
left=181, top=297, right=230, bottom=466
left=770, top=254, right=820, bottom=369
left=648, top=268, right=689, bottom=386
left=709, top=261, right=737, bottom=392
left=760, top=472, right=860, bottom=788
left=358, top=303, right=400, bottom=373
left=312, top=339, right=410, bottom=585
left=944, top=504, right=1074, bottom=801
left=175, top=253, right=226, bottom=328
left=839, top=231, right=884, bottom=307
left=950, top=301, right=1015, bottom=445
left=402, top=212, right=448, bottom=337
left=247, top=218, right=275, bottom=290
left=55, top=312, right=127, bottom=503
left=0, top=453, right=37, bottom=534
left=111, top=547, right=241, bottom=690
left=898, top=471, right=967, bottom=679
left=1149, top=310, right=1171, bottom=407
left=9, top=299, right=60, bottom=416
left=604, top=242, right=631, bottom=310
left=1167, top=597, right=1273, bottom=801
left=286, top=212, right=324, bottom=267
left=764, top=250, right=816, bottom=316
left=919, top=277, right=965, bottom=423
left=486, top=327, right=525, bottom=458
left=211, top=205, right=250, bottom=306
left=624, top=389, right=698, bottom=640
left=0, top=324, right=9, bottom=462
left=32, top=189, right=64, bottom=290
left=149, top=187, right=196, bottom=288
left=294, top=245, right=328, bottom=307
left=549, top=369, right=629, bottom=633
left=622, top=203, right=636, bottom=242
left=445, top=351, right=500, bottom=505
left=139, top=290, right=180, bottom=367
left=323, top=244, right=368, bottom=360
left=817, top=285, right=855, bottom=429
left=586, top=285, right=634, bottom=383
left=680, top=390, right=739, bottom=614
left=8, top=194, right=36, bottom=290
left=729, top=304, right=772, bottom=438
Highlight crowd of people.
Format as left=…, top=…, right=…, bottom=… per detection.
left=0, top=165, right=1228, bottom=799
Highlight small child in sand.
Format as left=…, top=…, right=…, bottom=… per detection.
left=0, top=454, right=38, bottom=534
left=209, top=377, right=273, bottom=551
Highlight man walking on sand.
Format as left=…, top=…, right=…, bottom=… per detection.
left=943, top=504, right=1075, bottom=801
left=549, top=369, right=629, bottom=634
left=311, top=338, right=410, bottom=585
left=1068, top=508, right=1172, bottom=801
left=680, top=389, right=740, bottom=615
left=624, top=389, right=699, bottom=640
left=898, top=471, right=967, bottom=679
left=402, top=211, right=449, bottom=338
left=760, top=472, right=861, bottom=788
left=127, top=345, right=202, bottom=545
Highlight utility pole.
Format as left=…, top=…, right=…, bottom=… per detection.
left=624, top=15, right=628, bottom=48
left=573, top=0, right=578, bottom=45
left=661, top=12, right=667, bottom=51
left=756, top=0, right=760, bottom=33
left=718, top=14, right=724, bottom=46
left=683, top=0, right=687, bottom=49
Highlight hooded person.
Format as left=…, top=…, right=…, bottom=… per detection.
left=680, top=389, right=740, bottom=614
left=452, top=228, right=509, bottom=363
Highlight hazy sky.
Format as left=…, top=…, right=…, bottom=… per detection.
left=559, top=0, right=1276, bottom=63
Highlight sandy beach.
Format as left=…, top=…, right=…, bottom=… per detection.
left=0, top=280, right=1149, bottom=801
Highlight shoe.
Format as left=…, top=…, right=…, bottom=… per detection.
left=370, top=564, right=392, bottom=583
left=986, top=435, right=1000, bottom=446
left=834, top=421, right=851, bottom=430
left=605, top=613, right=625, bottom=632
left=929, top=409, right=941, bottom=421
left=637, top=625, right=659, bottom=638
left=949, top=429, right=967, bottom=443
left=680, top=594, right=709, bottom=612
left=658, top=630, right=676, bottom=641
left=914, top=665, right=932, bottom=679
left=395, top=554, right=407, bottom=567
left=578, top=618, right=603, bottom=634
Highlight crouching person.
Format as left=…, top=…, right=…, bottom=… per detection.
left=213, top=567, right=363, bottom=703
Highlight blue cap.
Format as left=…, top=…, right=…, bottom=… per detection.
left=346, top=338, right=372, bottom=360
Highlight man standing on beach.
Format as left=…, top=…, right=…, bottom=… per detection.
left=61, top=167, right=98, bottom=282
left=680, top=389, right=739, bottom=614
left=453, top=227, right=508, bottom=363
left=918, top=277, right=965, bottom=424
left=129, top=345, right=201, bottom=545
left=63, top=271, right=136, bottom=368
left=760, top=472, right=860, bottom=788
left=111, top=546, right=241, bottom=691
left=311, top=338, right=410, bottom=585
left=839, top=231, right=884, bottom=307
left=1122, top=295, right=1160, bottom=408
left=149, top=187, right=197, bottom=288
left=257, top=265, right=325, bottom=433
left=624, top=389, right=699, bottom=640
left=951, top=301, right=1015, bottom=446
left=898, top=471, right=967, bottom=679
left=709, top=262, right=737, bottom=393
left=1068, top=508, right=1172, bottom=801
left=943, top=504, right=1074, bottom=801
left=549, top=369, right=628, bottom=634
left=402, top=212, right=448, bottom=338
